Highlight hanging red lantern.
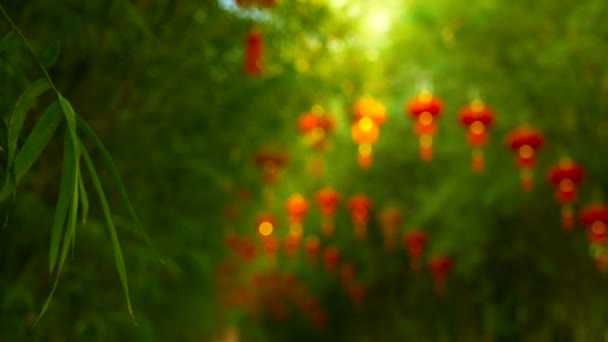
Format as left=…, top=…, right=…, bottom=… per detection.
left=304, top=235, right=321, bottom=260
left=298, top=110, right=335, bottom=151
left=323, top=246, right=340, bottom=272
left=547, top=158, right=585, bottom=230
left=256, top=213, right=277, bottom=237
left=506, top=127, right=544, bottom=192
left=262, top=234, right=279, bottom=260
left=285, top=193, right=309, bottom=238
left=340, top=263, right=356, bottom=286
left=406, top=91, right=444, bottom=162
left=253, top=148, right=288, bottom=186
left=244, top=29, right=264, bottom=76
left=580, top=205, right=608, bottom=246
left=591, top=245, right=608, bottom=272
left=351, top=97, right=386, bottom=169
left=284, top=234, right=301, bottom=258
left=347, top=283, right=366, bottom=311
left=458, top=99, right=496, bottom=172
left=348, top=194, right=372, bottom=240
left=316, top=188, right=340, bottom=237
left=429, top=255, right=452, bottom=297
left=378, top=207, right=404, bottom=251
left=404, top=230, right=428, bottom=272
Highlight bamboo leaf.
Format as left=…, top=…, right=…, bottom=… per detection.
left=58, top=94, right=79, bottom=158
left=78, top=170, right=89, bottom=224
left=49, top=132, right=76, bottom=275
left=77, top=117, right=164, bottom=264
left=80, top=144, right=135, bottom=323
left=33, top=200, right=76, bottom=327
left=14, top=101, right=62, bottom=180
left=7, top=78, right=51, bottom=166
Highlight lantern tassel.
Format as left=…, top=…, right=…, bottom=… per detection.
left=561, top=204, right=575, bottom=231
left=358, top=143, right=373, bottom=169
left=321, top=218, right=335, bottom=237
left=472, top=148, right=485, bottom=173
left=354, top=224, right=367, bottom=240
left=520, top=168, right=533, bottom=192
left=420, top=135, right=433, bottom=162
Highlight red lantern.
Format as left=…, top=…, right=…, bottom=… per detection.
left=244, top=30, right=263, bottom=76
left=253, top=148, right=288, bottom=187
left=348, top=194, right=372, bottom=240
left=262, top=234, right=279, bottom=259
left=323, top=246, right=340, bottom=272
left=304, top=235, right=321, bottom=260
left=580, top=205, right=608, bottom=246
left=315, top=188, right=340, bottom=237
left=378, top=207, right=404, bottom=250
left=340, top=263, right=356, bottom=286
left=507, top=127, right=544, bottom=192
left=591, top=245, right=608, bottom=272
left=347, top=283, right=366, bottom=311
left=256, top=213, right=277, bottom=237
left=285, top=193, right=309, bottom=238
left=352, top=97, right=386, bottom=169
left=404, top=230, right=428, bottom=272
left=458, top=99, right=496, bottom=172
left=547, top=158, right=585, bottom=230
left=284, top=234, right=301, bottom=258
left=406, top=91, right=444, bottom=162
left=429, top=255, right=452, bottom=297
left=298, top=111, right=335, bottom=150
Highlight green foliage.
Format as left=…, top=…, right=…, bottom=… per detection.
left=2, top=0, right=608, bottom=340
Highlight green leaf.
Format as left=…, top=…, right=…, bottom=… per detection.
left=49, top=132, right=76, bottom=275
left=80, top=144, right=135, bottom=324
left=58, top=94, right=79, bottom=159
left=77, top=117, right=164, bottom=264
left=33, top=196, right=76, bottom=327
left=7, top=78, right=51, bottom=166
left=14, top=101, right=62, bottom=180
left=78, top=170, right=89, bottom=224
left=40, top=40, right=60, bottom=68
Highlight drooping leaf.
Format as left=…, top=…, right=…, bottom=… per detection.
left=78, top=170, right=89, bottom=224
left=14, top=101, right=62, bottom=180
left=80, top=144, right=135, bottom=323
left=40, top=40, right=60, bottom=68
left=7, top=78, right=51, bottom=166
left=77, top=116, right=164, bottom=264
left=49, top=131, right=76, bottom=275
left=58, top=94, right=79, bottom=159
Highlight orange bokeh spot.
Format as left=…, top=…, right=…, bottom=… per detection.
left=470, top=120, right=485, bottom=134
left=519, top=144, right=534, bottom=159
left=359, top=117, right=374, bottom=131
left=259, top=221, right=274, bottom=236
left=418, top=112, right=433, bottom=125
left=592, top=221, right=606, bottom=235
left=559, top=178, right=574, bottom=192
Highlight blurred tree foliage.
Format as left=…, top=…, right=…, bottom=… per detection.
left=2, top=0, right=608, bottom=341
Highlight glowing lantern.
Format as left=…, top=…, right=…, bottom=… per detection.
left=507, top=127, right=544, bottom=192
left=404, top=230, right=428, bottom=272
left=347, top=283, right=366, bottom=311
left=323, top=246, right=340, bottom=272
left=429, top=255, right=452, bottom=297
left=298, top=107, right=335, bottom=177
left=304, top=236, right=321, bottom=260
left=284, top=234, right=301, bottom=258
left=254, top=149, right=288, bottom=186
left=285, top=193, right=309, bottom=238
left=406, top=90, right=444, bottom=162
left=316, top=188, right=340, bottom=237
left=458, top=99, right=496, bottom=172
left=547, top=158, right=585, bottom=230
left=581, top=205, right=608, bottom=246
left=256, top=213, right=277, bottom=237
left=244, top=30, right=263, bottom=76
left=262, top=234, right=279, bottom=259
left=378, top=207, right=404, bottom=250
left=348, top=194, right=372, bottom=240
left=352, top=97, right=386, bottom=169
left=340, top=263, right=355, bottom=286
